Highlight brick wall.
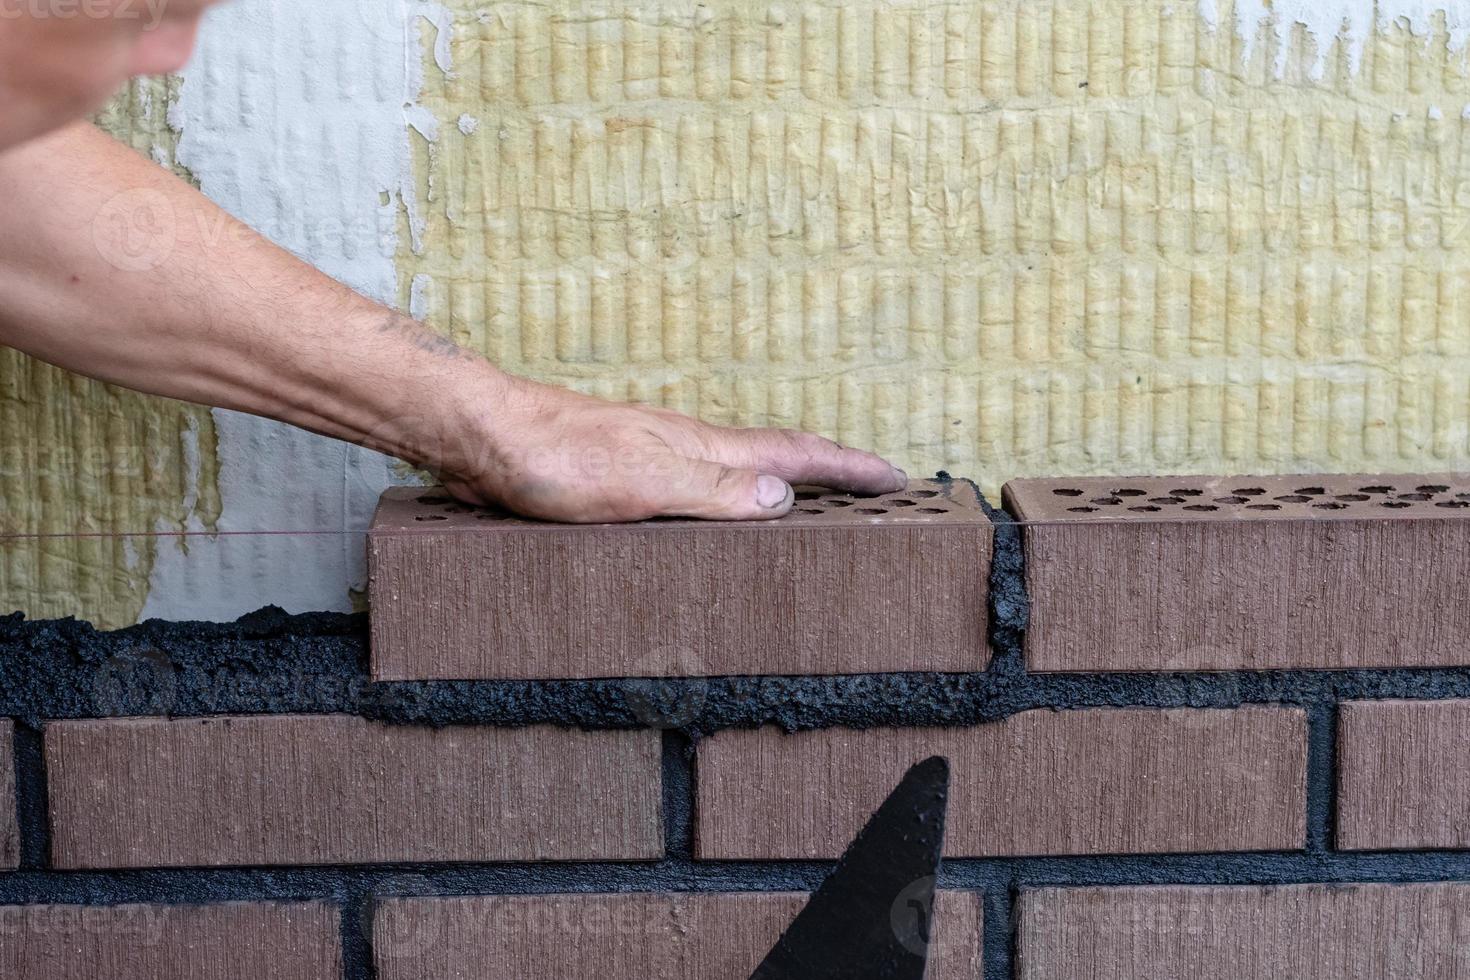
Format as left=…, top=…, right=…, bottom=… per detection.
left=3, top=473, right=1470, bottom=977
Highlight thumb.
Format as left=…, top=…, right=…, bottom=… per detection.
left=653, top=456, right=794, bottom=520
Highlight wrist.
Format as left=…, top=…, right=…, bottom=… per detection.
left=332, top=304, right=511, bottom=480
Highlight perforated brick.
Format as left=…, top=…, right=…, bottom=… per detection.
left=697, top=707, right=1306, bottom=858
left=46, top=715, right=661, bottom=868
left=1338, top=698, right=1470, bottom=850
left=374, top=891, right=982, bottom=979
left=1004, top=473, right=1470, bottom=670
left=1018, top=883, right=1470, bottom=978
left=0, top=901, right=340, bottom=980
left=369, top=479, right=991, bottom=680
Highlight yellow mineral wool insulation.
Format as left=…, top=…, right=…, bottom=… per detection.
left=92, top=75, right=196, bottom=182
left=0, top=79, right=222, bottom=627
left=399, top=0, right=1470, bottom=496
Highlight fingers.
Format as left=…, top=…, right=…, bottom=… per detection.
left=649, top=456, right=794, bottom=521
left=708, top=427, right=907, bottom=496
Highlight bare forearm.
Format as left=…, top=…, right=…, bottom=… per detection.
left=0, top=122, right=503, bottom=467
left=0, top=122, right=905, bottom=522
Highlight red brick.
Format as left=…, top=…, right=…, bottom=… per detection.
left=0, top=900, right=339, bottom=980
left=46, top=715, right=661, bottom=868
left=1004, top=473, right=1470, bottom=671
left=1018, top=883, right=1470, bottom=978
left=374, top=891, right=982, bottom=979
left=696, top=707, right=1306, bottom=858
left=0, top=722, right=15, bottom=869
left=1338, top=698, right=1470, bottom=850
left=368, top=480, right=991, bottom=680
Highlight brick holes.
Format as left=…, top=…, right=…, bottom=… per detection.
left=401, top=485, right=973, bottom=524
left=779, top=485, right=966, bottom=522
left=1016, top=476, right=1470, bottom=520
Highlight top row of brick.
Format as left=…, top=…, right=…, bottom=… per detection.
left=369, top=473, right=1470, bottom=679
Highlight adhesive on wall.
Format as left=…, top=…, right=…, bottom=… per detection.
left=400, top=0, right=1470, bottom=499
left=0, top=77, right=222, bottom=627
left=140, top=0, right=420, bottom=623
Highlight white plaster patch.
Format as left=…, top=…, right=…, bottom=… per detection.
left=142, top=0, right=429, bottom=621
left=418, top=2, right=455, bottom=75
left=405, top=104, right=440, bottom=143
left=409, top=273, right=434, bottom=320
left=1209, top=0, right=1470, bottom=78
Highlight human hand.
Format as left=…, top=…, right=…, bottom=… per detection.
left=0, top=128, right=898, bottom=527
left=436, top=375, right=908, bottom=523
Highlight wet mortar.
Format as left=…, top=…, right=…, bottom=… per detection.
left=3, top=475, right=1470, bottom=735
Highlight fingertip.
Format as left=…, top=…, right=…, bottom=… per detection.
left=836, top=453, right=910, bottom=495
left=756, top=474, right=793, bottom=510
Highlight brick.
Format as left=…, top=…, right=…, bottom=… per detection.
left=1018, top=883, right=1470, bottom=978
left=696, top=707, right=1305, bottom=858
left=1338, top=698, right=1470, bottom=850
left=1004, top=473, right=1470, bottom=671
left=0, top=722, right=15, bottom=869
left=374, top=891, right=982, bottom=979
left=46, top=715, right=661, bottom=868
left=0, top=900, right=340, bottom=980
left=368, top=480, right=991, bottom=680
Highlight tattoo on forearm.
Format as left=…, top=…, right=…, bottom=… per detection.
left=378, top=313, right=477, bottom=362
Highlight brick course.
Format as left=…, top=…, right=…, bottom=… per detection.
left=0, top=901, right=340, bottom=980
left=1005, top=473, right=1470, bottom=671
left=697, top=707, right=1307, bottom=858
left=1338, top=698, right=1470, bottom=850
left=369, top=480, right=991, bottom=680
left=374, top=891, right=983, bottom=979
left=1018, top=883, right=1470, bottom=978
left=45, top=715, right=662, bottom=868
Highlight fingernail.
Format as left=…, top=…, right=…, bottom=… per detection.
left=756, top=474, right=791, bottom=509
left=890, top=466, right=908, bottom=487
